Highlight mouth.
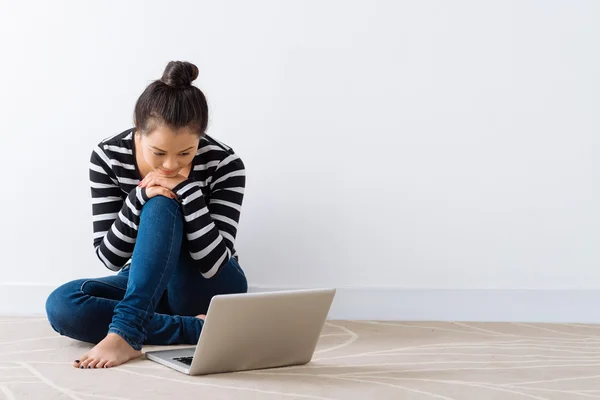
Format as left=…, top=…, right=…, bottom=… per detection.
left=158, top=169, right=178, bottom=176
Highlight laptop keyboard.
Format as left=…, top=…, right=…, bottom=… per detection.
left=173, top=356, right=193, bottom=366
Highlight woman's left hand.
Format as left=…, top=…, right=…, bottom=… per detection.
left=138, top=171, right=187, bottom=191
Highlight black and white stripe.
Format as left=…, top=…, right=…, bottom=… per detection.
left=89, top=129, right=245, bottom=278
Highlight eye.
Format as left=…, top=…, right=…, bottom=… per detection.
left=153, top=152, right=165, bottom=156
left=180, top=152, right=190, bottom=156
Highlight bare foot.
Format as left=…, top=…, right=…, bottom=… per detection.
left=73, top=333, right=142, bottom=369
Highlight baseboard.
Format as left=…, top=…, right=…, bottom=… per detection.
left=2, top=283, right=599, bottom=323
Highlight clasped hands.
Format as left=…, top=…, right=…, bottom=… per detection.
left=138, top=171, right=187, bottom=199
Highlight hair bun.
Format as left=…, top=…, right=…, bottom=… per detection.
left=161, top=61, right=199, bottom=88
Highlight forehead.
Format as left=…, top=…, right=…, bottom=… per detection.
left=144, top=126, right=199, bottom=149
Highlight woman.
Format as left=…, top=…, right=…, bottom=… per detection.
left=45, top=61, right=248, bottom=369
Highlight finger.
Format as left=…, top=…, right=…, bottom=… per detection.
left=152, top=176, right=165, bottom=187
left=138, top=173, right=150, bottom=187
left=139, top=172, right=156, bottom=187
left=162, top=188, right=176, bottom=199
left=146, top=177, right=163, bottom=188
left=147, top=187, right=159, bottom=198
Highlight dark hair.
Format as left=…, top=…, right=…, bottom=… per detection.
left=134, top=61, right=208, bottom=136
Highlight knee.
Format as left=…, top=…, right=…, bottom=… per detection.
left=142, top=196, right=181, bottom=219
left=45, top=280, right=82, bottom=334
left=145, top=195, right=178, bottom=209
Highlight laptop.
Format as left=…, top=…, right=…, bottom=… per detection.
left=145, top=288, right=336, bottom=375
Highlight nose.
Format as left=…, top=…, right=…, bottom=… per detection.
left=163, top=158, right=178, bottom=171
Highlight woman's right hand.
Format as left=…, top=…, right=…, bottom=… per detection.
left=145, top=185, right=177, bottom=200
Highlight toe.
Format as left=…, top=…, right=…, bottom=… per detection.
left=96, top=360, right=108, bottom=369
left=74, top=355, right=88, bottom=368
left=80, top=358, right=93, bottom=369
left=87, top=359, right=100, bottom=369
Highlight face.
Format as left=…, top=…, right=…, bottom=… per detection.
left=136, top=125, right=200, bottom=178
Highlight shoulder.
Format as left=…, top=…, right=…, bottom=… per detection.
left=96, top=128, right=135, bottom=151
left=196, top=135, right=245, bottom=170
left=91, top=128, right=135, bottom=165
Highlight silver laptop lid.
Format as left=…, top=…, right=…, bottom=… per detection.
left=190, top=288, right=336, bottom=375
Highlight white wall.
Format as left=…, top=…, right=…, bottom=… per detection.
left=1, top=0, right=599, bottom=320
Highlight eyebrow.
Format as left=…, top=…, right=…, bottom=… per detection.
left=150, top=146, right=195, bottom=153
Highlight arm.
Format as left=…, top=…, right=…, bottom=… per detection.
left=172, top=154, right=245, bottom=278
left=90, top=146, right=148, bottom=271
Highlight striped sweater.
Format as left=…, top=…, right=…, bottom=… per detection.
left=89, top=128, right=245, bottom=279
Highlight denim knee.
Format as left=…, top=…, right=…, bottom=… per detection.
left=142, top=196, right=181, bottom=219
left=45, top=281, right=78, bottom=334
left=145, top=195, right=179, bottom=210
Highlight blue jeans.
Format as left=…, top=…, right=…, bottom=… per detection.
left=45, top=196, right=248, bottom=350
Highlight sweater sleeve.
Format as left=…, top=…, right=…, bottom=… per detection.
left=89, top=146, right=149, bottom=271
left=172, top=153, right=246, bottom=278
